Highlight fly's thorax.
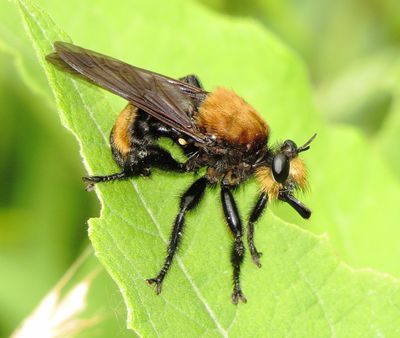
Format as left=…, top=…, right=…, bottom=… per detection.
left=196, top=87, right=269, bottom=149
left=205, top=160, right=255, bottom=187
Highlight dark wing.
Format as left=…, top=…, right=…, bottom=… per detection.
left=46, top=41, right=208, bottom=142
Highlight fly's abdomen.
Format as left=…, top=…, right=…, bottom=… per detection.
left=110, top=103, right=138, bottom=167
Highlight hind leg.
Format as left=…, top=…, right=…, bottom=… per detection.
left=84, top=74, right=204, bottom=190
left=84, top=104, right=186, bottom=190
left=83, top=145, right=185, bottom=190
left=83, top=172, right=132, bottom=191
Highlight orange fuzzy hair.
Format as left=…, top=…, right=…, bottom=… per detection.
left=111, top=103, right=138, bottom=159
left=197, top=87, right=269, bottom=148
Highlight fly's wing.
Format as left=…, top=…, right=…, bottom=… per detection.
left=47, top=41, right=207, bottom=142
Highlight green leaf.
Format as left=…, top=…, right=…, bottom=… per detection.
left=15, top=0, right=400, bottom=336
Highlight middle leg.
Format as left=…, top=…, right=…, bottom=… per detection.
left=179, top=74, right=203, bottom=89
left=146, top=176, right=208, bottom=293
left=221, top=184, right=247, bottom=304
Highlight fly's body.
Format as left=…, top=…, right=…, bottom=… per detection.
left=47, top=42, right=316, bottom=303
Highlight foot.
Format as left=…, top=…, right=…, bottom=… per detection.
left=82, top=169, right=145, bottom=191
left=250, top=248, right=263, bottom=268
left=232, top=286, right=247, bottom=304
left=82, top=172, right=129, bottom=191
left=146, top=277, right=163, bottom=294
left=82, top=176, right=101, bottom=191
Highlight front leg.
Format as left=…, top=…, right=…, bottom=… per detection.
left=279, top=191, right=311, bottom=219
left=146, top=176, right=208, bottom=294
left=221, top=185, right=247, bottom=304
left=247, top=193, right=268, bottom=267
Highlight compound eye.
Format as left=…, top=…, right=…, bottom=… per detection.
left=272, top=153, right=290, bottom=183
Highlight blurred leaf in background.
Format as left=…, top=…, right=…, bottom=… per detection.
left=0, top=51, right=93, bottom=336
left=0, top=1, right=126, bottom=336
left=10, top=249, right=134, bottom=338
left=0, top=2, right=135, bottom=336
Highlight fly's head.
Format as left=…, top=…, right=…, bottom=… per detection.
left=255, top=133, right=316, bottom=218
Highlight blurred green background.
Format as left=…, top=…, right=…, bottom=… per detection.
left=1, top=0, right=400, bottom=336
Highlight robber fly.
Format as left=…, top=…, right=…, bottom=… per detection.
left=47, top=41, right=316, bottom=304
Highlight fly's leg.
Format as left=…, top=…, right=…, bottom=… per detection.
left=247, top=193, right=268, bottom=267
left=83, top=145, right=186, bottom=190
left=179, top=74, right=203, bottom=89
left=146, top=176, right=208, bottom=294
left=83, top=172, right=132, bottom=191
left=84, top=104, right=186, bottom=190
left=221, top=184, right=247, bottom=304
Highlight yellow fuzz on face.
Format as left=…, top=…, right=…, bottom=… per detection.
left=255, top=167, right=282, bottom=199
left=255, top=157, right=308, bottom=199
